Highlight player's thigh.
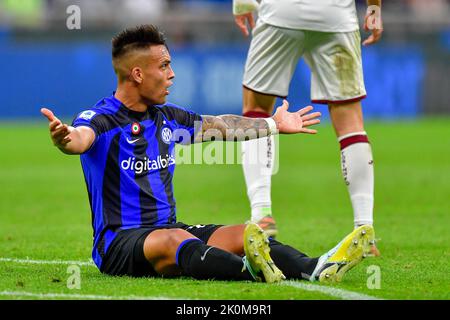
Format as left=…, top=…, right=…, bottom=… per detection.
left=303, top=31, right=366, bottom=104
left=207, top=225, right=246, bottom=256
left=143, top=228, right=198, bottom=274
left=329, top=100, right=365, bottom=137
left=243, top=22, right=306, bottom=103
left=181, top=223, right=244, bottom=255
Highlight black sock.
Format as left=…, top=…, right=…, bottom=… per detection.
left=269, top=239, right=318, bottom=280
left=176, top=239, right=254, bottom=281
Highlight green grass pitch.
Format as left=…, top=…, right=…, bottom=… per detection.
left=0, top=118, right=449, bottom=300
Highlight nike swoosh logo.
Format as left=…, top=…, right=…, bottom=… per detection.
left=200, top=247, right=213, bottom=261
left=126, top=138, right=140, bottom=144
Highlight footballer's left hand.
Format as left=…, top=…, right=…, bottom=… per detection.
left=363, top=6, right=383, bottom=46
left=234, top=13, right=256, bottom=37
left=272, top=100, right=321, bottom=134
left=233, top=0, right=259, bottom=37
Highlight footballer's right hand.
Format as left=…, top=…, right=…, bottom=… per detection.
left=233, top=0, right=259, bottom=37
left=41, top=108, right=73, bottom=148
left=272, top=100, right=321, bottom=135
left=41, top=108, right=95, bottom=154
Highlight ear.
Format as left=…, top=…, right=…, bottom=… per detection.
left=130, top=67, right=143, bottom=84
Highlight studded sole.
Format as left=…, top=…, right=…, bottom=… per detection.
left=319, top=225, right=375, bottom=283
left=244, top=223, right=285, bottom=283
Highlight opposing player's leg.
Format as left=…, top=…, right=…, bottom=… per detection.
left=304, top=30, right=379, bottom=255
left=242, top=88, right=278, bottom=236
left=329, top=101, right=374, bottom=226
left=241, top=22, right=306, bottom=236
left=329, top=102, right=379, bottom=256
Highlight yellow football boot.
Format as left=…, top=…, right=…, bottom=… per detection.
left=310, top=225, right=377, bottom=283
left=243, top=223, right=286, bottom=283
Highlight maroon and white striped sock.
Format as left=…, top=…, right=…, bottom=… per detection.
left=338, top=131, right=374, bottom=228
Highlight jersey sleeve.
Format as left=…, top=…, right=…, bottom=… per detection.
left=159, top=104, right=203, bottom=144
left=71, top=109, right=105, bottom=148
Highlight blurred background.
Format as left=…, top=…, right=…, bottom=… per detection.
left=0, top=0, right=449, bottom=119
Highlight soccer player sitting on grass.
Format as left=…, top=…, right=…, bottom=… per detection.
left=41, top=25, right=376, bottom=283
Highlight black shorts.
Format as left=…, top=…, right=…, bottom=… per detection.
left=100, top=222, right=222, bottom=277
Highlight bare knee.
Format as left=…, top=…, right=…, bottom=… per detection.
left=243, top=87, right=277, bottom=115
left=328, top=101, right=365, bottom=136
left=143, top=228, right=198, bottom=276
left=207, top=225, right=246, bottom=256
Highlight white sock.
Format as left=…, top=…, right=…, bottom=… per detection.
left=241, top=135, right=275, bottom=222
left=339, top=132, right=374, bottom=228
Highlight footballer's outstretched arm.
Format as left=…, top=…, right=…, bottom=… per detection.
left=195, top=100, right=321, bottom=143
left=41, top=108, right=95, bottom=155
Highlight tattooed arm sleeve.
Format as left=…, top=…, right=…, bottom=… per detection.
left=194, top=115, right=275, bottom=143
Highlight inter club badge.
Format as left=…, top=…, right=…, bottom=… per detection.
left=131, top=122, right=141, bottom=135
left=161, top=127, right=173, bottom=144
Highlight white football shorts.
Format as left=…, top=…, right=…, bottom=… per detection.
left=243, top=21, right=367, bottom=104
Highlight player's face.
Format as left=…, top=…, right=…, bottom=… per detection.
left=140, top=45, right=175, bottom=105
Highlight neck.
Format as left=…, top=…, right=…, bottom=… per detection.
left=115, top=85, right=148, bottom=113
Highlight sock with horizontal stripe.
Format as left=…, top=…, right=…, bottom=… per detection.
left=339, top=132, right=374, bottom=228
left=176, top=239, right=254, bottom=281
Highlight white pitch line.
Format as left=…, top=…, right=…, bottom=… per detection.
left=0, top=257, right=95, bottom=267
left=0, top=291, right=183, bottom=300
left=282, top=281, right=382, bottom=300
left=1, top=257, right=382, bottom=300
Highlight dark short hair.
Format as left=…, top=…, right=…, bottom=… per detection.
left=112, top=24, right=167, bottom=59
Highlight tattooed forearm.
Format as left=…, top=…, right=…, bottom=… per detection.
left=195, top=115, right=272, bottom=143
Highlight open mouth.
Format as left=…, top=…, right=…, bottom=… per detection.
left=165, top=83, right=173, bottom=95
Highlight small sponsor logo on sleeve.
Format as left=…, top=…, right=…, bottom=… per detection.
left=78, top=110, right=96, bottom=120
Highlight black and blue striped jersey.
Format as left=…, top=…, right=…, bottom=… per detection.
left=72, top=94, right=202, bottom=268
